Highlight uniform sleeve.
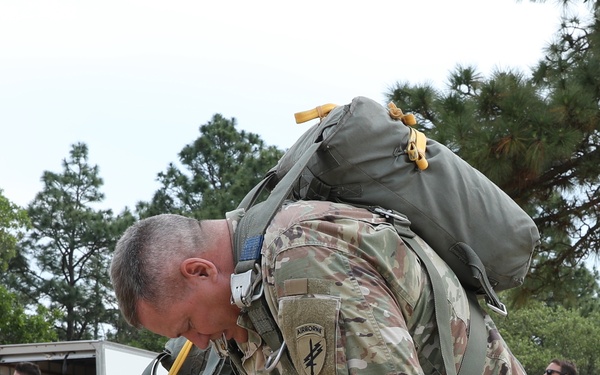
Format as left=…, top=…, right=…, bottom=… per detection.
left=265, top=219, right=427, bottom=375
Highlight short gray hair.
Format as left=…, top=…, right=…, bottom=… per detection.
left=110, top=214, right=205, bottom=327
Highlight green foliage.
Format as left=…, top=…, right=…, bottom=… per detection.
left=493, top=300, right=600, bottom=375
left=391, top=4, right=600, bottom=369
left=387, top=2, right=600, bottom=302
left=510, top=261, right=600, bottom=313
left=13, top=143, right=125, bottom=341
left=0, top=189, right=30, bottom=271
left=137, top=114, right=283, bottom=219
left=0, top=284, right=58, bottom=344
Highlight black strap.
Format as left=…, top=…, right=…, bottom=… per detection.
left=226, top=341, right=246, bottom=375
left=453, top=242, right=507, bottom=316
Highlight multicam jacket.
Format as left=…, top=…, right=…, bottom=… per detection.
left=224, top=200, right=526, bottom=375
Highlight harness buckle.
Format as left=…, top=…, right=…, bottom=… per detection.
left=486, top=297, right=508, bottom=317
left=230, top=265, right=264, bottom=308
left=371, top=206, right=410, bottom=223
left=264, top=341, right=287, bottom=372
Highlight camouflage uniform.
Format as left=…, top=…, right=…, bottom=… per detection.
left=225, top=200, right=526, bottom=375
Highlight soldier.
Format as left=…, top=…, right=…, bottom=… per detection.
left=111, top=200, right=526, bottom=375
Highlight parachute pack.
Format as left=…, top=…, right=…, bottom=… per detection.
left=229, top=96, right=540, bottom=375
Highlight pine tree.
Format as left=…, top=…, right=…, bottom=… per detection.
left=20, top=143, right=121, bottom=340
left=137, top=114, right=283, bottom=219
left=0, top=189, right=30, bottom=270
left=387, top=2, right=600, bottom=303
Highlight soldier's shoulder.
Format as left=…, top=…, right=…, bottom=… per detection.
left=275, top=200, right=379, bottom=224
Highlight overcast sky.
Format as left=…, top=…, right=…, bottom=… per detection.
left=1, top=0, right=571, bottom=213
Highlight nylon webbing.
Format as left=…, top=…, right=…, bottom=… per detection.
left=401, top=233, right=488, bottom=375
left=401, top=235, right=459, bottom=375
left=226, top=341, right=246, bottom=374
left=234, top=140, right=322, bottom=274
left=453, top=242, right=506, bottom=316
left=247, top=297, right=296, bottom=374
left=459, top=293, right=487, bottom=375
left=231, top=140, right=324, bottom=374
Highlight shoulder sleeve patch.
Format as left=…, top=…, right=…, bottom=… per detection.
left=278, top=295, right=340, bottom=375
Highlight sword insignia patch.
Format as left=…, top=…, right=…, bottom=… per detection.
left=296, top=323, right=325, bottom=375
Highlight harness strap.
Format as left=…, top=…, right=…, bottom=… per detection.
left=230, top=140, right=324, bottom=375
left=226, top=341, right=246, bottom=375
left=389, top=215, right=487, bottom=375
left=461, top=293, right=488, bottom=375
left=400, top=235, right=460, bottom=375
left=247, top=296, right=297, bottom=373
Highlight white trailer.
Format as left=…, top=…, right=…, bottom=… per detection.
left=0, top=340, right=168, bottom=375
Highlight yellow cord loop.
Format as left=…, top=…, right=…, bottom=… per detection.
left=294, top=101, right=427, bottom=170
left=407, top=128, right=429, bottom=170
left=387, top=102, right=417, bottom=126
left=388, top=102, right=428, bottom=170
left=294, top=103, right=337, bottom=124
left=168, top=339, right=193, bottom=375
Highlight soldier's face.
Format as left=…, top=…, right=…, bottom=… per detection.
left=136, top=264, right=242, bottom=350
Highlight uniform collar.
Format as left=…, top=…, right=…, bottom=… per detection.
left=225, top=208, right=245, bottom=251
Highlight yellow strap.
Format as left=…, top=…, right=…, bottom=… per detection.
left=387, top=102, right=417, bottom=126
left=294, top=103, right=338, bottom=124
left=414, top=129, right=429, bottom=170
left=406, top=128, right=429, bottom=170
left=389, top=102, right=428, bottom=170
left=168, top=339, right=193, bottom=375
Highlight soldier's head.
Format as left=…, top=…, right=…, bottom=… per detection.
left=110, top=214, right=234, bottom=329
left=110, top=214, right=245, bottom=348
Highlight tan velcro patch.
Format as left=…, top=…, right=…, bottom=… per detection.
left=278, top=295, right=340, bottom=375
left=296, top=323, right=325, bottom=375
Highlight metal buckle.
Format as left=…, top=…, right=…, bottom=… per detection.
left=371, top=206, right=410, bottom=223
left=486, top=298, right=508, bottom=317
left=230, top=265, right=264, bottom=308
left=264, top=341, right=287, bottom=372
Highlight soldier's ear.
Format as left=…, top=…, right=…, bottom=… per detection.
left=180, top=258, right=217, bottom=279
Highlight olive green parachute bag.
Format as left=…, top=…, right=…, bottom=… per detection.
left=238, top=95, right=540, bottom=315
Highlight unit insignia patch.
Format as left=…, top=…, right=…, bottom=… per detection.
left=296, top=323, right=326, bottom=375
